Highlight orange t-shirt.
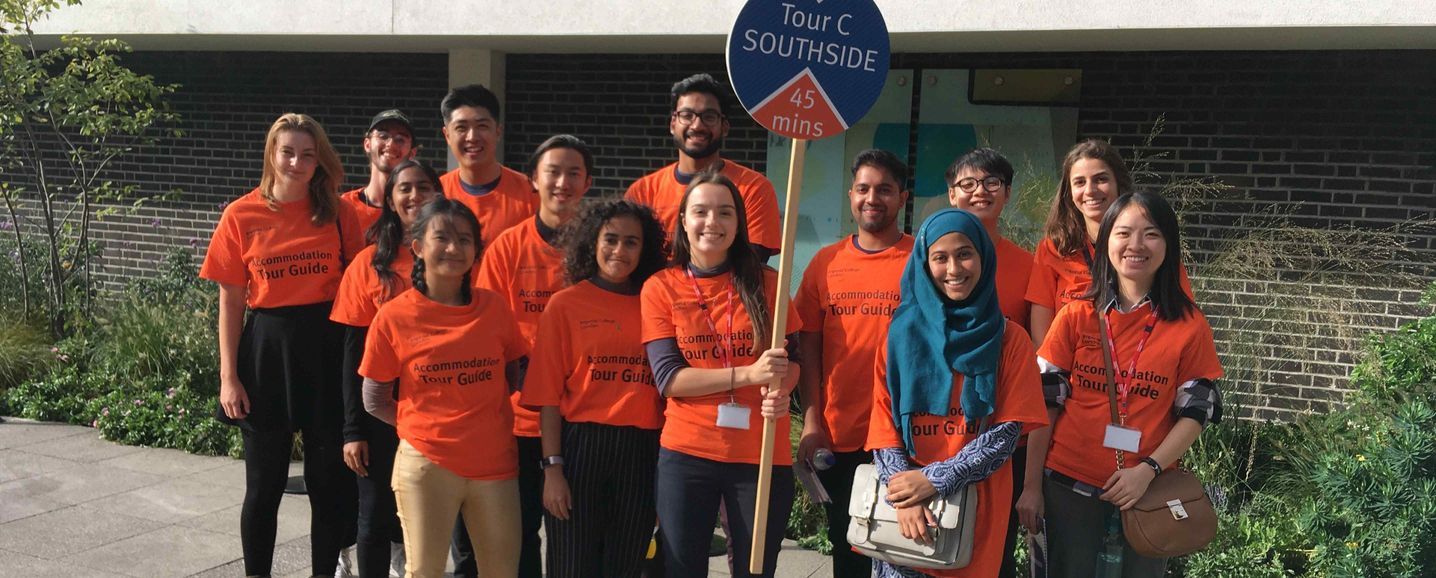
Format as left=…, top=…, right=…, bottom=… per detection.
left=340, top=187, right=384, bottom=244
left=440, top=166, right=537, bottom=248
left=475, top=218, right=566, bottom=437
left=1037, top=300, right=1223, bottom=487
left=995, top=236, right=1033, bottom=330
left=1024, top=238, right=1193, bottom=315
left=200, top=188, right=364, bottom=309
left=866, top=322, right=1049, bottom=578
left=639, top=267, right=802, bottom=465
left=521, top=280, right=664, bottom=430
left=623, top=160, right=781, bottom=252
left=792, top=235, right=912, bottom=452
left=330, top=246, right=485, bottom=328
left=360, top=288, right=529, bottom=480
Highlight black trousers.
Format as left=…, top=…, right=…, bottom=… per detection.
left=999, top=445, right=1028, bottom=578
left=546, top=422, right=661, bottom=578
left=354, top=420, right=401, bottom=578
left=241, top=426, right=354, bottom=576
left=454, top=434, right=544, bottom=578
left=813, top=450, right=872, bottom=578
left=655, top=448, right=794, bottom=578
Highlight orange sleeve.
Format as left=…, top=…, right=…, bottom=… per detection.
left=330, top=259, right=378, bottom=326
left=359, top=313, right=401, bottom=382
left=494, top=296, right=530, bottom=362
left=520, top=299, right=571, bottom=408
left=865, top=342, right=902, bottom=451
left=338, top=204, right=365, bottom=264
left=744, top=177, right=782, bottom=250
left=475, top=237, right=511, bottom=294
left=766, top=269, right=803, bottom=336
left=1176, top=315, right=1224, bottom=384
left=199, top=210, right=246, bottom=287
left=1024, top=239, right=1058, bottom=309
left=1035, top=302, right=1081, bottom=371
left=994, top=324, right=1051, bottom=435
left=792, top=250, right=827, bottom=332
left=623, top=176, right=649, bottom=205
left=640, top=273, right=676, bottom=343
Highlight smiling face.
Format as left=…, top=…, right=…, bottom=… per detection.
left=669, top=92, right=728, bottom=161
left=1107, top=204, right=1167, bottom=287
left=411, top=215, right=477, bottom=280
left=849, top=164, right=906, bottom=234
left=681, top=182, right=739, bottom=261
left=533, top=147, right=590, bottom=222
left=947, top=166, right=1010, bottom=227
left=1068, top=157, right=1118, bottom=227
left=926, top=232, right=982, bottom=302
left=363, top=121, right=414, bottom=173
left=271, top=130, right=317, bottom=191
left=595, top=215, right=643, bottom=285
left=388, top=166, right=438, bottom=229
left=443, top=105, right=501, bottom=170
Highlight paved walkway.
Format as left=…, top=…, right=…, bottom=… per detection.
left=0, top=418, right=832, bottom=577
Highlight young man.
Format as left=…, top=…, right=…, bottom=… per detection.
left=341, top=109, right=416, bottom=244
left=793, top=149, right=913, bottom=578
left=946, top=147, right=1034, bottom=578
left=439, top=84, right=536, bottom=247
left=624, top=73, right=780, bottom=259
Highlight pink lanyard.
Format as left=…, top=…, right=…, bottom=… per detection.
left=684, top=267, right=735, bottom=369
left=1104, top=307, right=1158, bottom=424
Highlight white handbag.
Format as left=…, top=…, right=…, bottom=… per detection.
left=846, top=463, right=979, bottom=570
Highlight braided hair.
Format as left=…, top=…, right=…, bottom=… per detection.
left=408, top=198, right=482, bottom=304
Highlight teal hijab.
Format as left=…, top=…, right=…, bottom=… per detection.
left=886, top=208, right=1004, bottom=455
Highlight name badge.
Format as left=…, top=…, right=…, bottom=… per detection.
left=716, top=402, right=751, bottom=430
left=1103, top=424, right=1142, bottom=453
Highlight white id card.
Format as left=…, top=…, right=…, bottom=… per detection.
left=716, top=402, right=751, bottom=430
left=1103, top=424, right=1142, bottom=453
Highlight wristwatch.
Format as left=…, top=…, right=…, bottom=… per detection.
left=1139, top=456, right=1163, bottom=475
left=539, top=455, right=564, bottom=470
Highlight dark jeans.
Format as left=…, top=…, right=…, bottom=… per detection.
left=354, top=421, right=401, bottom=578
left=656, top=448, right=794, bottom=578
left=813, top=450, right=872, bottom=578
left=241, top=426, right=355, bottom=577
left=1043, top=473, right=1167, bottom=578
left=453, top=434, right=544, bottom=578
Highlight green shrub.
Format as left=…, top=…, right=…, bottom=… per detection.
left=0, top=315, right=51, bottom=391
left=90, top=379, right=240, bottom=457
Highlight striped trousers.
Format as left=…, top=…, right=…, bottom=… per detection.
left=545, top=421, right=661, bottom=578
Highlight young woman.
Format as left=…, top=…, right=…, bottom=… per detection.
left=640, top=172, right=803, bottom=578
left=360, top=199, right=527, bottom=578
left=520, top=199, right=669, bottom=578
left=1025, top=139, right=1192, bottom=348
left=330, top=159, right=442, bottom=578
left=867, top=208, right=1049, bottom=578
left=1022, top=193, right=1223, bottom=577
left=201, top=112, right=362, bottom=578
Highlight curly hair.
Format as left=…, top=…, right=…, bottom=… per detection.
left=560, top=199, right=667, bottom=287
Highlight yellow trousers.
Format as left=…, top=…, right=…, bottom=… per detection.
left=392, top=440, right=520, bottom=578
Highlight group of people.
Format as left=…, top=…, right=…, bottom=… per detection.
left=200, top=72, right=1223, bottom=578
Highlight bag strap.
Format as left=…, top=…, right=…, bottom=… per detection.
left=1096, top=308, right=1126, bottom=469
left=335, top=218, right=350, bottom=270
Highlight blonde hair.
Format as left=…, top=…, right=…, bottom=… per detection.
left=259, top=113, right=344, bottom=224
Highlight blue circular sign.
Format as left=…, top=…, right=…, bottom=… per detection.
left=726, top=0, right=890, bottom=140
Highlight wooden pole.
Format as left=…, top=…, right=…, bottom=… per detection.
left=749, top=138, right=806, bottom=574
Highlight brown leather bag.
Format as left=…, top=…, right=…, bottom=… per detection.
left=1097, top=310, right=1217, bottom=558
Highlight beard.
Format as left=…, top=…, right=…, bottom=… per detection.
left=673, top=130, right=722, bottom=160
left=857, top=207, right=897, bottom=234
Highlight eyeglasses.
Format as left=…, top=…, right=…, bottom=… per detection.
left=370, top=131, right=412, bottom=146
left=952, top=176, right=1006, bottom=193
left=672, top=109, right=725, bottom=126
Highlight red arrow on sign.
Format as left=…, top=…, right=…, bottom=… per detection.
left=750, top=68, right=847, bottom=141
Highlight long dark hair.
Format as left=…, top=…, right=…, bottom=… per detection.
left=671, top=171, right=772, bottom=349
left=561, top=199, right=667, bottom=287
left=408, top=198, right=482, bottom=305
left=1043, top=139, right=1135, bottom=256
left=371, top=159, right=441, bottom=301
left=1087, top=192, right=1194, bottom=321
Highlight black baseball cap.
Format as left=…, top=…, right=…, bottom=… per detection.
left=368, top=109, right=414, bottom=134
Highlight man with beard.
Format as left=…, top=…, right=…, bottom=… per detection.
left=792, top=149, right=913, bottom=578
left=343, top=109, right=417, bottom=243
left=625, top=73, right=780, bottom=259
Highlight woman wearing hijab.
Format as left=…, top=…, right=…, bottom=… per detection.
left=866, top=209, right=1049, bottom=578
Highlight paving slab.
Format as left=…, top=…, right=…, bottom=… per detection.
left=0, top=420, right=93, bottom=450
left=0, top=504, right=165, bottom=560
left=0, top=548, right=129, bottom=577
left=0, top=491, right=66, bottom=525
left=99, top=446, right=233, bottom=478
left=0, top=448, right=82, bottom=484
left=0, top=461, right=166, bottom=507
left=181, top=459, right=249, bottom=490
left=86, top=476, right=245, bottom=524
left=63, top=525, right=244, bottom=578
left=180, top=494, right=312, bottom=545
left=23, top=430, right=148, bottom=463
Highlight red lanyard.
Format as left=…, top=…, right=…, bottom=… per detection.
left=684, top=267, right=735, bottom=369
left=1104, top=307, right=1158, bottom=424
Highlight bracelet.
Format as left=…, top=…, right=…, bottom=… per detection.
left=1140, top=456, right=1162, bottom=475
